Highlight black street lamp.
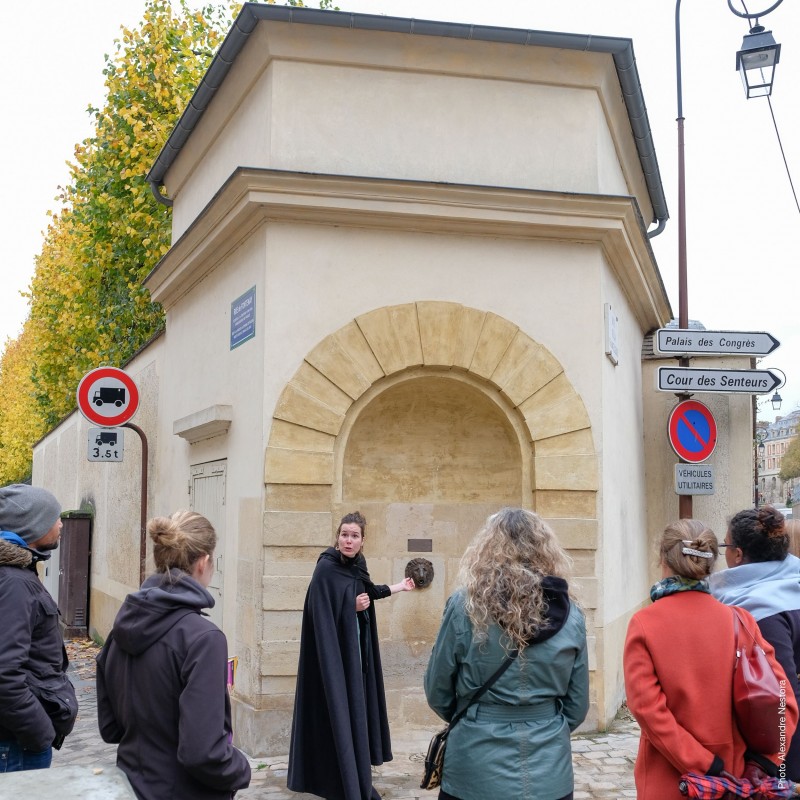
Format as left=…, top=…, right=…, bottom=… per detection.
left=673, top=0, right=784, bottom=519
left=770, top=367, right=787, bottom=410
left=736, top=26, right=781, bottom=98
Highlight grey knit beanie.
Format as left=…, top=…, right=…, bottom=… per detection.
left=0, top=484, right=62, bottom=545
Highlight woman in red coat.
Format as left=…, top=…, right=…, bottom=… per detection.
left=623, top=519, right=798, bottom=800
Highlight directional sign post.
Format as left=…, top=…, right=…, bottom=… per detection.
left=657, top=367, right=781, bottom=395
left=655, top=329, right=780, bottom=357
left=77, top=367, right=140, bottom=427
left=668, top=400, right=717, bottom=463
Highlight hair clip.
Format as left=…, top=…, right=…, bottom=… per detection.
left=682, top=546, right=713, bottom=559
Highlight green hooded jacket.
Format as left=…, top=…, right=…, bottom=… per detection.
left=424, top=581, right=589, bottom=800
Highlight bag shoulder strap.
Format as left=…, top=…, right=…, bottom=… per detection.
left=732, top=606, right=757, bottom=650
left=449, top=648, right=520, bottom=728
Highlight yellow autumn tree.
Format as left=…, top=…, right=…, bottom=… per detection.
left=0, top=0, right=234, bottom=483
left=0, top=332, right=43, bottom=483
left=0, top=0, right=340, bottom=484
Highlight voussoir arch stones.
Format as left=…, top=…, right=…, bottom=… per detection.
left=263, top=301, right=597, bottom=532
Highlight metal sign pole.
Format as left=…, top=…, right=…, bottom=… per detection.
left=123, top=422, right=149, bottom=586
left=675, top=0, right=692, bottom=519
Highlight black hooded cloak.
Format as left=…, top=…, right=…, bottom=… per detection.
left=288, top=547, right=392, bottom=800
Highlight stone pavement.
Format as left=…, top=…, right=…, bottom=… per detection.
left=56, top=639, right=639, bottom=800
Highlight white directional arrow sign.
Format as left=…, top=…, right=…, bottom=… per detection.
left=655, top=329, right=780, bottom=357
left=657, top=367, right=782, bottom=394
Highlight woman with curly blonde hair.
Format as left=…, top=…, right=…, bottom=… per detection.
left=424, top=508, right=589, bottom=800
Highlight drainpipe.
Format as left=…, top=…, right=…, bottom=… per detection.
left=647, top=218, right=667, bottom=238
left=149, top=179, right=173, bottom=208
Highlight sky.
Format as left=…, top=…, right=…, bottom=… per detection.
left=2, top=0, right=799, bottom=423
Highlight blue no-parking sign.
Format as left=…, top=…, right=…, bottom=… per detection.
left=668, top=400, right=717, bottom=463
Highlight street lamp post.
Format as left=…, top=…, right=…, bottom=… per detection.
left=674, top=0, right=691, bottom=520
left=673, top=0, right=784, bottom=519
left=754, top=424, right=767, bottom=509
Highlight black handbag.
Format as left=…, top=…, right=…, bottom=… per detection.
left=421, top=649, right=520, bottom=790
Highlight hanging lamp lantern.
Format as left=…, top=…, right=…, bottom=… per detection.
left=736, top=25, right=781, bottom=98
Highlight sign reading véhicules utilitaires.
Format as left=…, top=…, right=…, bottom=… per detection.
left=674, top=463, right=715, bottom=495
left=655, top=329, right=780, bottom=357
left=657, top=367, right=781, bottom=394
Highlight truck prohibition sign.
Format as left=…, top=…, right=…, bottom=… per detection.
left=77, top=367, right=140, bottom=427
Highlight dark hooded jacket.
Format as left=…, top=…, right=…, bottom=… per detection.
left=96, top=569, right=250, bottom=800
left=288, top=548, right=393, bottom=800
left=0, top=536, right=78, bottom=750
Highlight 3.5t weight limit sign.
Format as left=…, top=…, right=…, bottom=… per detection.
left=668, top=400, right=717, bottom=463
left=77, top=367, right=140, bottom=427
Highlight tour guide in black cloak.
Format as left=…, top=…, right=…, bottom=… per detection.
left=288, top=544, right=394, bottom=800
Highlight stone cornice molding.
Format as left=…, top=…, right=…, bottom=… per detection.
left=145, top=168, right=671, bottom=327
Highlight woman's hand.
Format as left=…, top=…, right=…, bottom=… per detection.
left=389, top=577, right=416, bottom=593
left=355, top=593, right=371, bottom=611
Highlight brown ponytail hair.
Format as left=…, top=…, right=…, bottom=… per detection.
left=148, top=510, right=216, bottom=582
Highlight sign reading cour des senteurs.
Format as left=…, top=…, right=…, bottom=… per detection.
left=655, top=329, right=780, bottom=357
left=657, top=367, right=782, bottom=394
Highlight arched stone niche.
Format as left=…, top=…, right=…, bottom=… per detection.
left=339, top=372, right=526, bottom=504
left=333, top=370, right=528, bottom=633
left=260, top=301, right=599, bottom=726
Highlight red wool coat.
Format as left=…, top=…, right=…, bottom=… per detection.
left=624, top=591, right=798, bottom=800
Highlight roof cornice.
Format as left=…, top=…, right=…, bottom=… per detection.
left=146, top=4, right=668, bottom=234
left=144, top=167, right=672, bottom=328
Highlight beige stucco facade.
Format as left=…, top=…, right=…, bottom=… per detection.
left=32, top=8, right=754, bottom=757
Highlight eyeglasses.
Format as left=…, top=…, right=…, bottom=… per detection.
left=717, top=543, right=740, bottom=550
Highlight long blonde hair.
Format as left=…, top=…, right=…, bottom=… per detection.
left=459, top=508, right=573, bottom=651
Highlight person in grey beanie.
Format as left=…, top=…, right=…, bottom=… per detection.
left=0, top=484, right=78, bottom=772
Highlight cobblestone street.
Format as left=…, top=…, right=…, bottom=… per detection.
left=55, top=639, right=639, bottom=799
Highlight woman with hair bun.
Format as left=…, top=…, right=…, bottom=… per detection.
left=424, top=507, right=589, bottom=800
left=624, top=518, right=797, bottom=799
left=710, top=505, right=800, bottom=781
left=96, top=511, right=251, bottom=800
